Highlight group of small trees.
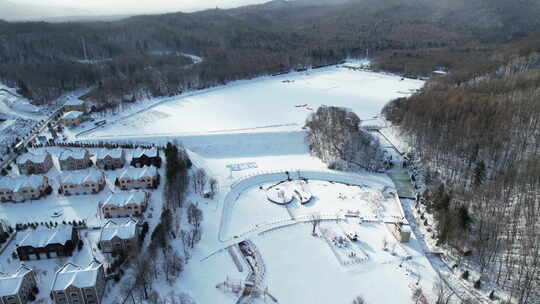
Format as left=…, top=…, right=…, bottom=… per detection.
left=29, top=141, right=157, bottom=150
left=305, top=106, right=385, bottom=172
left=192, top=168, right=218, bottom=199
left=14, top=220, right=86, bottom=231
left=121, top=142, right=202, bottom=302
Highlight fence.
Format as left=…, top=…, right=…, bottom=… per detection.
left=220, top=169, right=380, bottom=242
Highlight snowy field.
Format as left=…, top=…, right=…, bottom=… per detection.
left=73, top=66, right=436, bottom=304
left=254, top=222, right=438, bottom=304
left=82, top=66, right=423, bottom=138
left=0, top=66, right=443, bottom=303
left=224, top=178, right=404, bottom=240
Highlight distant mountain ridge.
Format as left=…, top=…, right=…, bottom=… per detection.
left=0, top=0, right=539, bottom=107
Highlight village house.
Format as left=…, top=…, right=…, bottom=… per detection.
left=59, top=150, right=92, bottom=171
left=63, top=99, right=87, bottom=113
left=51, top=261, right=106, bottom=304
left=98, top=218, right=140, bottom=253
left=61, top=111, right=84, bottom=127
left=130, top=148, right=161, bottom=168
left=95, top=149, right=125, bottom=170
left=0, top=175, right=50, bottom=203
left=16, top=226, right=79, bottom=261
left=115, top=166, right=159, bottom=190
left=0, top=265, right=38, bottom=304
left=59, top=169, right=106, bottom=195
left=101, top=191, right=149, bottom=218
left=16, top=152, right=54, bottom=175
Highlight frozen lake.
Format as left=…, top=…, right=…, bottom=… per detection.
left=87, top=67, right=423, bottom=138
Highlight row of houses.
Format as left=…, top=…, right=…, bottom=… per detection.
left=15, top=220, right=139, bottom=261
left=0, top=261, right=105, bottom=304
left=1, top=219, right=141, bottom=304
left=17, top=148, right=161, bottom=175
left=0, top=166, right=159, bottom=202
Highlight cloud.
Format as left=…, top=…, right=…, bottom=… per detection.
left=1, top=0, right=269, bottom=21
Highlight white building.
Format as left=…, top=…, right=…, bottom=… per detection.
left=0, top=175, right=50, bottom=203
left=115, top=166, right=159, bottom=190
left=99, top=218, right=139, bottom=253
left=59, top=169, right=106, bottom=195
left=101, top=191, right=149, bottom=218
left=51, top=261, right=106, bottom=304
left=0, top=265, right=37, bottom=304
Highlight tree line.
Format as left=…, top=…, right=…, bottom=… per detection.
left=1, top=0, right=540, bottom=108
left=384, top=42, right=540, bottom=303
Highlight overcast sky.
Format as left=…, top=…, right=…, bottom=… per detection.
left=1, top=0, right=270, bottom=21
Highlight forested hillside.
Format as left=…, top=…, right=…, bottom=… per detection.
left=1, top=0, right=540, bottom=108
left=384, top=39, right=540, bottom=304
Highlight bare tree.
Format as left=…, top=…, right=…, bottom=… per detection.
left=433, top=277, right=454, bottom=304
left=352, top=295, right=367, bottom=304
left=193, top=168, right=207, bottom=195
left=311, top=213, right=322, bottom=236
left=187, top=203, right=203, bottom=229
left=411, top=287, right=428, bottom=304
left=133, top=254, right=154, bottom=300
left=208, top=177, right=218, bottom=199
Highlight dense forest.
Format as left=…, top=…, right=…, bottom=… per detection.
left=384, top=38, right=540, bottom=304
left=1, top=0, right=540, bottom=108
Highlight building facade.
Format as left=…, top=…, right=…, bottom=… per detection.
left=0, top=175, right=50, bottom=203
left=51, top=261, right=105, bottom=304
left=16, top=152, right=54, bottom=175
left=101, top=191, right=149, bottom=218
left=0, top=265, right=37, bottom=304
left=59, top=150, right=92, bottom=171
left=95, top=149, right=125, bottom=170
left=59, top=169, right=106, bottom=195
left=16, top=226, right=79, bottom=261
left=99, top=219, right=139, bottom=253
left=63, top=99, right=87, bottom=113
left=61, top=111, right=84, bottom=127
left=115, top=167, right=159, bottom=190
left=130, top=148, right=161, bottom=168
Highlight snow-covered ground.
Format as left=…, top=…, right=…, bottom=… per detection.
left=0, top=83, right=49, bottom=158
left=80, top=66, right=436, bottom=304
left=1, top=66, right=443, bottom=303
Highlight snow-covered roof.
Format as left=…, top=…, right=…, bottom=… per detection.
left=132, top=147, right=158, bottom=158
left=0, top=175, right=46, bottom=192
left=59, top=150, right=89, bottom=161
left=64, top=99, right=85, bottom=106
left=16, top=226, right=74, bottom=248
left=62, top=111, right=84, bottom=119
left=0, top=265, right=33, bottom=296
left=102, top=191, right=147, bottom=207
left=17, top=152, right=50, bottom=164
left=119, top=166, right=157, bottom=180
left=100, top=219, right=138, bottom=241
left=97, top=148, right=123, bottom=160
left=60, top=169, right=103, bottom=185
left=51, top=261, right=102, bottom=291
